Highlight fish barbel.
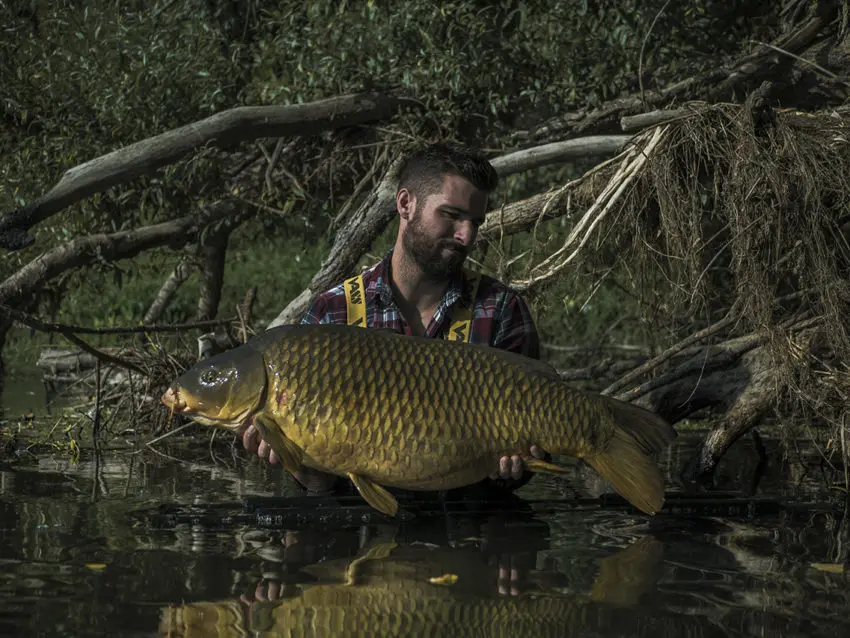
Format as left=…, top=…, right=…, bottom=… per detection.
left=161, top=325, right=675, bottom=516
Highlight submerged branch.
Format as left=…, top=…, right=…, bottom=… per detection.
left=0, top=304, right=145, bottom=376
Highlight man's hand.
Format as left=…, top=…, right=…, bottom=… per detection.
left=490, top=445, right=547, bottom=481
left=242, top=418, right=338, bottom=492
left=242, top=421, right=279, bottom=465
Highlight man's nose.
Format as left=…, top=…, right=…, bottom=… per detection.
left=454, top=220, right=476, bottom=246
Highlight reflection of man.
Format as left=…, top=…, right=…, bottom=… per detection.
left=243, top=142, right=546, bottom=492
left=243, top=506, right=554, bottom=603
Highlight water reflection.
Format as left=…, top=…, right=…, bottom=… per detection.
left=161, top=533, right=718, bottom=638
left=0, top=435, right=848, bottom=637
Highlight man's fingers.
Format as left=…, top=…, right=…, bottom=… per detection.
left=498, top=456, right=510, bottom=479
left=498, top=564, right=510, bottom=596
left=267, top=581, right=281, bottom=601
left=510, top=455, right=523, bottom=480
left=258, top=439, right=270, bottom=459
left=242, top=424, right=259, bottom=452
left=269, top=449, right=279, bottom=465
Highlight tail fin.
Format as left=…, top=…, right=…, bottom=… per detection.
left=586, top=399, right=676, bottom=515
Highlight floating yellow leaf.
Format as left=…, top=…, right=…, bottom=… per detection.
left=811, top=562, right=847, bottom=573
left=86, top=563, right=107, bottom=571
left=428, top=573, right=458, bottom=586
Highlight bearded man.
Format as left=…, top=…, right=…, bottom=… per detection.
left=244, top=143, right=548, bottom=492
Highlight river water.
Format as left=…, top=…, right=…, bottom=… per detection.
left=0, top=431, right=847, bottom=637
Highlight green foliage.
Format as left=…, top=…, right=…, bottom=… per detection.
left=0, top=0, right=788, bottom=382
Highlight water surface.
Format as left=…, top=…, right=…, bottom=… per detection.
left=0, top=433, right=847, bottom=637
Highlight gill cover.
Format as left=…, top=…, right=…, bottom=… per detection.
left=172, top=343, right=268, bottom=426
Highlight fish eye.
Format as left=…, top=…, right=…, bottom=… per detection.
left=199, top=368, right=222, bottom=386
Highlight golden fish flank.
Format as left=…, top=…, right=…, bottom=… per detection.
left=161, top=324, right=676, bottom=517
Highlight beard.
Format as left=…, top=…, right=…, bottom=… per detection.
left=401, top=215, right=469, bottom=282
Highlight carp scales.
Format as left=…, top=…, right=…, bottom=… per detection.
left=161, top=324, right=675, bottom=516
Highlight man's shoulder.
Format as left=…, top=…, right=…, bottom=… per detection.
left=473, top=271, right=528, bottom=306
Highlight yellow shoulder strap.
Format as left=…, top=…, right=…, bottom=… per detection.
left=447, top=270, right=481, bottom=343
left=344, top=274, right=367, bottom=327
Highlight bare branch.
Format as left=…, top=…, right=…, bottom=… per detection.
left=0, top=303, right=235, bottom=335
left=0, top=92, right=417, bottom=250
left=0, top=201, right=236, bottom=308
left=143, top=257, right=194, bottom=324
left=489, top=136, right=632, bottom=174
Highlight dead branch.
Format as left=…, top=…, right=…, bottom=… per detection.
left=617, top=333, right=765, bottom=405
left=0, top=304, right=145, bottom=376
left=508, top=126, right=669, bottom=291
left=620, top=108, right=694, bottom=132
left=602, top=305, right=741, bottom=396
left=0, top=201, right=236, bottom=309
left=143, top=257, right=194, bottom=324
left=0, top=303, right=236, bottom=336
left=489, top=136, right=632, bottom=174
left=680, top=350, right=779, bottom=483
left=514, top=4, right=839, bottom=145
left=196, top=223, right=233, bottom=321
left=0, top=92, right=417, bottom=250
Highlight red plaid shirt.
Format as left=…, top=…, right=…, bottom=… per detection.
left=301, top=250, right=540, bottom=359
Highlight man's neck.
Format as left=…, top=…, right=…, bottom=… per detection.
left=389, top=248, right=451, bottom=334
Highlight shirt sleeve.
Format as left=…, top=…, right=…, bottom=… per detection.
left=492, top=291, right=540, bottom=359
left=300, top=294, right=329, bottom=325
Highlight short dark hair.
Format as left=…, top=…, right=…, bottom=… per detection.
left=397, top=142, right=499, bottom=202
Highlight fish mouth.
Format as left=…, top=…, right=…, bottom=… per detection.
left=161, top=386, right=186, bottom=414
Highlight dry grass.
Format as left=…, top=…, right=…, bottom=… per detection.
left=520, top=101, right=850, bottom=467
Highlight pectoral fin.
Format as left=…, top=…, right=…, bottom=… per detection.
left=254, top=414, right=304, bottom=474
left=348, top=473, right=399, bottom=517
left=525, top=457, right=572, bottom=475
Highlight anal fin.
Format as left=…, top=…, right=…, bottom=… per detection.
left=254, top=414, right=304, bottom=474
left=344, top=541, right=398, bottom=585
left=348, top=472, right=399, bottom=517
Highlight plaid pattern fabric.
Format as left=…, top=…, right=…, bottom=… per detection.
left=301, top=250, right=540, bottom=359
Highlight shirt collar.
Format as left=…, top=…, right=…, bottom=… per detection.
left=371, top=249, right=471, bottom=311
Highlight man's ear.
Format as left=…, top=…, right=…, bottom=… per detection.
left=397, top=188, right=415, bottom=221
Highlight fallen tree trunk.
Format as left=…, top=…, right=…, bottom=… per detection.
left=0, top=92, right=416, bottom=250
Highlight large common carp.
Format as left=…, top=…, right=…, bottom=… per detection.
left=161, top=325, right=675, bottom=516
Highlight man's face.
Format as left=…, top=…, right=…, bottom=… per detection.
left=400, top=174, right=488, bottom=281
